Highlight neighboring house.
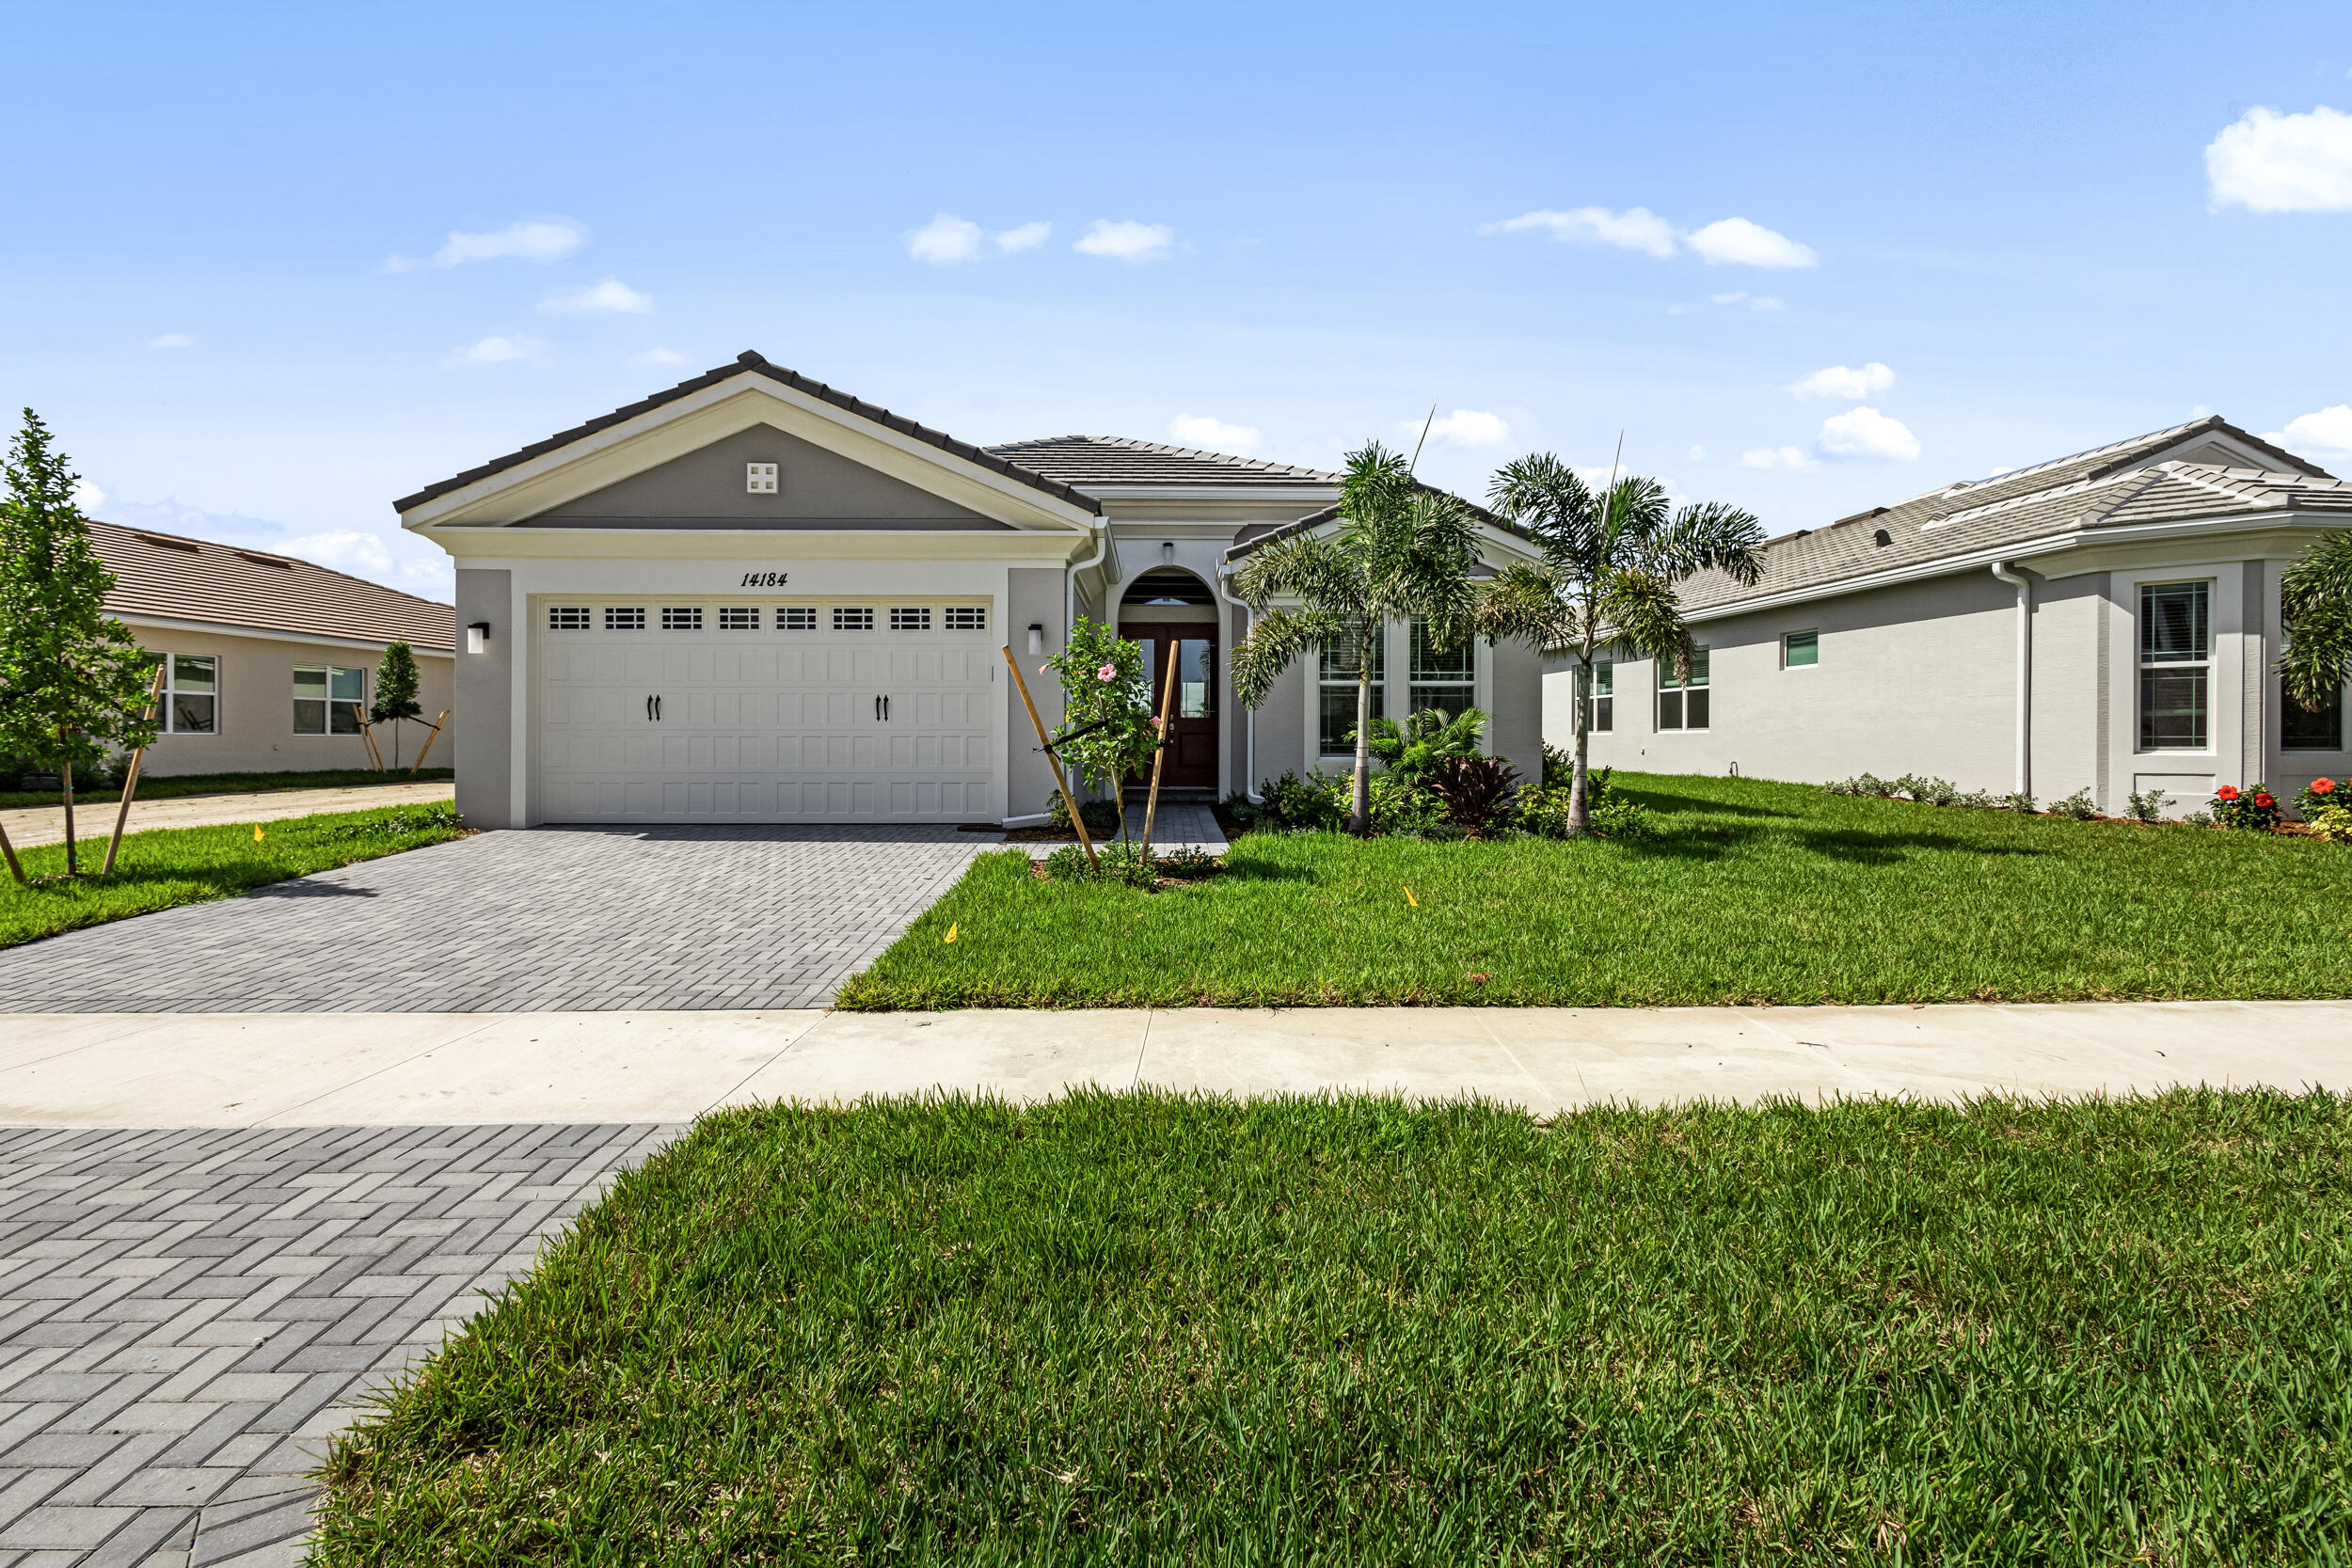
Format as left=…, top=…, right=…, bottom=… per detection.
left=397, top=350, right=1544, bottom=829
left=1559, top=417, right=2352, bottom=813
left=88, top=520, right=457, bottom=776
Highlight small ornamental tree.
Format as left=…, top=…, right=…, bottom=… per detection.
left=0, top=409, right=158, bottom=876
left=1043, top=618, right=1157, bottom=833
left=2279, top=531, right=2352, bottom=716
left=371, top=641, right=423, bottom=768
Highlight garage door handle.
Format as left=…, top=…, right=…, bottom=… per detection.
left=883, top=695, right=891, bottom=722
left=645, top=694, right=654, bottom=722
left=874, top=695, right=881, bottom=722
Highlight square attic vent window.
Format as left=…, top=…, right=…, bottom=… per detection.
left=746, top=462, right=778, bottom=494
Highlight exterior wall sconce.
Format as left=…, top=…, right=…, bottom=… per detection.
left=1026, top=623, right=1044, bottom=655
left=467, top=621, right=490, bottom=655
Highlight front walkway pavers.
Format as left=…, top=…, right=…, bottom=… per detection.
left=0, top=825, right=996, bottom=1014
left=0, top=1121, right=674, bottom=1567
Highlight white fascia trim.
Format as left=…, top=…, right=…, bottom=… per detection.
left=116, top=613, right=455, bottom=657
left=1083, top=485, right=1343, bottom=502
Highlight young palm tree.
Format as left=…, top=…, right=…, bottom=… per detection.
left=1476, top=454, right=1765, bottom=835
left=1231, top=442, right=1482, bottom=833
left=2279, top=531, right=2352, bottom=715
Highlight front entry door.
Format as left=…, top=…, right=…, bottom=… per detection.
left=1124, top=623, right=1218, bottom=790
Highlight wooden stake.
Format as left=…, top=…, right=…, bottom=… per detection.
left=102, top=664, right=167, bottom=876
left=407, top=710, right=451, bottom=775
left=1003, top=646, right=1097, bottom=868
left=0, top=821, right=22, bottom=885
left=1136, top=636, right=1182, bottom=865
left=356, top=713, right=386, bottom=772
left=59, top=760, right=77, bottom=878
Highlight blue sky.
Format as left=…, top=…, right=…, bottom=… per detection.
left=8, top=0, right=2352, bottom=600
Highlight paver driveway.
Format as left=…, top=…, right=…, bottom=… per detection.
left=0, top=826, right=996, bottom=1014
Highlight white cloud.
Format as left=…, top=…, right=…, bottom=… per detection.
left=1168, top=414, right=1263, bottom=454
left=906, top=214, right=985, bottom=263
left=1817, top=406, right=1921, bottom=461
left=1686, top=216, right=1819, bottom=268
left=1793, top=361, right=1896, bottom=399
left=1074, top=219, right=1175, bottom=262
left=1482, top=206, right=1679, bottom=259
left=994, top=221, right=1053, bottom=254
left=542, top=277, right=651, bottom=313
left=99, top=496, right=453, bottom=596
left=282, top=529, right=394, bottom=576
left=1687, top=445, right=1706, bottom=461
left=388, top=218, right=586, bottom=271
left=1740, top=445, right=1819, bottom=471
left=632, top=346, right=689, bottom=368
left=71, top=479, right=105, bottom=511
left=149, top=332, right=194, bottom=350
left=1413, top=409, right=1512, bottom=450
left=2205, top=105, right=2352, bottom=213
left=442, top=335, right=544, bottom=368
left=2265, top=404, right=2352, bottom=453
left=1709, top=291, right=1786, bottom=311
left=1749, top=295, right=1786, bottom=311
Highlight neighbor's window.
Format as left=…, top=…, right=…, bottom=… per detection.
left=1657, top=646, right=1710, bottom=731
left=1784, top=628, right=1820, bottom=668
left=293, top=665, right=366, bottom=735
left=2283, top=679, right=2344, bottom=751
left=1408, top=617, right=1475, bottom=723
left=1578, top=659, right=1613, bottom=733
left=2138, top=581, right=2210, bottom=750
left=1318, top=629, right=1385, bottom=755
left=159, top=654, right=217, bottom=735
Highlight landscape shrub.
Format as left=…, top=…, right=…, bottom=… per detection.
left=2052, top=787, right=2100, bottom=821
left=2211, top=784, right=2284, bottom=832
left=1539, top=740, right=1572, bottom=789
left=1153, top=845, right=1220, bottom=879
left=1041, top=839, right=1155, bottom=887
left=2125, top=787, right=2170, bottom=824
left=1423, top=756, right=1519, bottom=838
left=2298, top=778, right=2349, bottom=843
left=1366, top=772, right=1442, bottom=836
left=2000, top=791, right=2038, bottom=815
left=1516, top=767, right=1653, bottom=840
left=1256, top=771, right=1344, bottom=832
left=1360, top=706, right=1486, bottom=783
left=1046, top=793, right=1124, bottom=837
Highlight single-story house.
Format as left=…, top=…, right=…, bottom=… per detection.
left=1557, top=417, right=2352, bottom=812
left=397, top=351, right=1545, bottom=829
left=88, top=519, right=458, bottom=775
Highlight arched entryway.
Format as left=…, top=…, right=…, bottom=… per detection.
left=1117, top=568, right=1218, bottom=790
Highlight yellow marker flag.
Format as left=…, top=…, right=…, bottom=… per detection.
left=253, top=824, right=265, bottom=843
left=1403, top=885, right=1419, bottom=907
left=944, top=922, right=958, bottom=944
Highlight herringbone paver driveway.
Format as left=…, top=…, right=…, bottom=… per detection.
left=0, top=1122, right=675, bottom=1566
left=0, top=826, right=994, bottom=1014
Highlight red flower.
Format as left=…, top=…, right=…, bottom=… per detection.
left=2313, top=778, right=2338, bottom=795
left=2216, top=785, right=2240, bottom=800
left=2255, top=793, right=2275, bottom=808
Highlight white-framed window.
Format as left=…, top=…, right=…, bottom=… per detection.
left=1658, top=646, right=1710, bottom=731
left=2138, top=581, right=2209, bottom=751
left=1318, top=629, right=1385, bottom=755
left=294, top=665, right=366, bottom=735
left=779, top=607, right=818, bottom=631
left=890, top=607, right=932, bottom=632
left=2283, top=679, right=2344, bottom=752
left=660, top=607, right=703, bottom=631
left=605, top=607, right=645, bottom=631
left=834, top=607, right=875, bottom=631
left=717, top=607, right=758, bottom=631
left=1408, top=617, right=1476, bottom=724
left=1578, top=659, right=1613, bottom=733
left=944, top=606, right=987, bottom=631
left=548, top=606, right=590, bottom=630
left=158, top=654, right=217, bottom=735
left=1784, top=628, right=1819, bottom=668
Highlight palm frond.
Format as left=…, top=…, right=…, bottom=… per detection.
left=1487, top=454, right=1598, bottom=570
left=2280, top=532, right=2352, bottom=710
left=1634, top=499, right=1767, bottom=586
left=1232, top=533, right=1364, bottom=616
left=1594, top=567, right=1692, bottom=680
left=1231, top=606, right=1355, bottom=708
left=1474, top=562, right=1581, bottom=654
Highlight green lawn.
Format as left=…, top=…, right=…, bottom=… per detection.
left=0, top=801, right=466, bottom=947
left=313, top=1090, right=2352, bottom=1565
left=838, top=771, right=2352, bottom=1008
left=0, top=767, right=453, bottom=811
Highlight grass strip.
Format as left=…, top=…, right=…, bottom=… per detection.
left=0, top=801, right=466, bottom=947
left=839, top=771, right=2352, bottom=1008
left=314, top=1089, right=2352, bottom=1564
left=0, top=767, right=453, bottom=811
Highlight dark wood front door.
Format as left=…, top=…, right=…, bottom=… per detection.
left=1124, top=623, right=1218, bottom=790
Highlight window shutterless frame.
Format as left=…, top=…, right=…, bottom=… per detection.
left=1406, top=617, right=1476, bottom=726
left=1579, top=660, right=1613, bottom=733
left=1783, top=629, right=1819, bottom=668
left=293, top=664, right=368, bottom=735
left=1657, top=646, right=1710, bottom=731
left=1317, top=630, right=1385, bottom=756
left=157, top=654, right=218, bottom=735
left=2137, top=581, right=2210, bottom=751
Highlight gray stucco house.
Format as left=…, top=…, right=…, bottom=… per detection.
left=1561, top=417, right=2352, bottom=812
left=399, top=351, right=1543, bottom=828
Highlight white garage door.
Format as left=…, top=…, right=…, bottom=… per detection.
left=536, top=598, right=995, bottom=823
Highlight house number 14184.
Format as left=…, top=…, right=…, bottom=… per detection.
left=739, top=572, right=790, bottom=587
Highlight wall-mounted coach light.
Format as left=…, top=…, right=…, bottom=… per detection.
left=1026, top=623, right=1044, bottom=656
left=467, top=622, right=490, bottom=655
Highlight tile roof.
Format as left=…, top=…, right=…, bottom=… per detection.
left=88, top=520, right=455, bottom=652
left=394, top=351, right=1102, bottom=517
left=984, top=436, right=1342, bottom=489
left=1224, top=483, right=1521, bottom=563
left=1675, top=418, right=2346, bottom=613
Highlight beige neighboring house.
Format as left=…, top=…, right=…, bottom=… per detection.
left=88, top=520, right=457, bottom=776
left=1560, top=417, right=2352, bottom=813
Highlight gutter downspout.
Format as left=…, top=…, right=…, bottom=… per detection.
left=1215, top=565, right=1260, bottom=803
left=1991, top=562, right=2031, bottom=796
left=1061, top=518, right=1110, bottom=800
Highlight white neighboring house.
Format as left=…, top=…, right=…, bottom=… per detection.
left=1558, top=418, right=2352, bottom=813
left=398, top=351, right=1545, bottom=830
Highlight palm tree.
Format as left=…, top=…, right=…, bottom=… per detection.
left=1476, top=454, right=1765, bottom=835
left=1231, top=442, right=1482, bottom=833
left=2279, top=531, right=2352, bottom=715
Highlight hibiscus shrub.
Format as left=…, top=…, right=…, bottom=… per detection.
left=2210, top=783, right=2284, bottom=831
left=2299, top=777, right=2350, bottom=843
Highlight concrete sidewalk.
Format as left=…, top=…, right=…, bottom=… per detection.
left=0, top=779, right=453, bottom=850
left=3, top=1000, right=2346, bottom=1127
